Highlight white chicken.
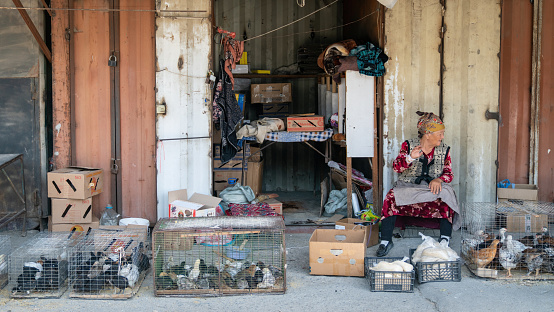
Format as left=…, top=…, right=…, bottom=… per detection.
left=499, top=235, right=530, bottom=277
left=189, top=259, right=201, bottom=281
left=119, top=263, right=139, bottom=288
left=257, top=268, right=276, bottom=288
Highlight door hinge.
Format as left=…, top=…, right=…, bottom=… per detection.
left=111, top=158, right=121, bottom=174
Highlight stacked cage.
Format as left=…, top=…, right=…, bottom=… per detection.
left=0, top=236, right=10, bottom=288
left=461, top=202, right=554, bottom=279
left=152, top=216, right=286, bottom=296
left=8, top=232, right=84, bottom=298
left=68, top=227, right=150, bottom=299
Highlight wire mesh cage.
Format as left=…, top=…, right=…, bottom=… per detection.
left=461, top=202, right=554, bottom=280
left=152, top=216, right=286, bottom=297
left=365, top=257, right=415, bottom=292
left=68, top=227, right=150, bottom=299
left=0, top=235, right=11, bottom=289
left=8, top=232, right=85, bottom=298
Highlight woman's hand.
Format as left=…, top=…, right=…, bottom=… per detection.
left=429, top=178, right=443, bottom=195
left=410, top=145, right=424, bottom=159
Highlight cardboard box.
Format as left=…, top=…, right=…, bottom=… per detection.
left=214, top=144, right=251, bottom=158
left=506, top=213, right=549, bottom=233
left=262, top=103, right=289, bottom=115
left=251, top=83, right=291, bottom=103
left=263, top=198, right=282, bottom=215
left=497, top=184, right=538, bottom=201
left=214, top=171, right=245, bottom=192
left=248, top=146, right=263, bottom=162
left=246, top=159, right=264, bottom=196
left=335, top=218, right=379, bottom=247
left=48, top=215, right=100, bottom=232
left=287, top=115, right=324, bottom=132
left=93, top=224, right=148, bottom=255
left=51, top=197, right=93, bottom=224
left=168, top=189, right=224, bottom=217
left=48, top=167, right=103, bottom=199
left=213, top=157, right=247, bottom=171
left=231, top=64, right=249, bottom=74
left=309, top=229, right=366, bottom=276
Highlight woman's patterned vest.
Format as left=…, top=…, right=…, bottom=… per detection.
left=398, top=138, right=450, bottom=184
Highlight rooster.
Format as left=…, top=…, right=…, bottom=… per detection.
left=499, top=235, right=530, bottom=277
left=470, top=239, right=500, bottom=268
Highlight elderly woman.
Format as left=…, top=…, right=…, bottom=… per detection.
left=376, top=111, right=460, bottom=257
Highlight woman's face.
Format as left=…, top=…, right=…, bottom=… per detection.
left=426, top=129, right=445, bottom=147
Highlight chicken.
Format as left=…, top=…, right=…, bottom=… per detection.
left=257, top=268, right=276, bottom=288
left=470, top=239, right=500, bottom=268
left=189, top=259, right=201, bottom=281
left=537, top=234, right=554, bottom=246
left=497, top=228, right=507, bottom=243
left=118, top=264, right=139, bottom=288
left=499, top=235, right=531, bottom=277
left=523, top=248, right=545, bottom=277
left=176, top=275, right=196, bottom=290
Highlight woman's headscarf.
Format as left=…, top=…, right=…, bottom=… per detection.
left=416, top=111, right=444, bottom=136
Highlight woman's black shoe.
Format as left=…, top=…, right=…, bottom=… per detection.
left=376, top=241, right=394, bottom=257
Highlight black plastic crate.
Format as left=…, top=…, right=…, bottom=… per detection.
left=409, top=249, right=462, bottom=283
left=365, top=257, right=415, bottom=292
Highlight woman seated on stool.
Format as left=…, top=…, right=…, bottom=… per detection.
left=376, top=111, right=460, bottom=257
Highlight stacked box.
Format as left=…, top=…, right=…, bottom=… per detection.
left=47, top=167, right=104, bottom=232
left=152, top=217, right=286, bottom=296
left=8, top=232, right=86, bottom=298
left=213, top=144, right=252, bottom=192
left=68, top=227, right=149, bottom=299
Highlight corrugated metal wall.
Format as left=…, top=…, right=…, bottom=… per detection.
left=383, top=0, right=442, bottom=195
left=384, top=0, right=501, bottom=204
left=443, top=0, right=501, bottom=204
left=497, top=0, right=533, bottom=185
left=537, top=0, right=554, bottom=202
left=213, top=0, right=342, bottom=191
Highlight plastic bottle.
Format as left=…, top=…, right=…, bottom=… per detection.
left=100, top=204, right=120, bottom=226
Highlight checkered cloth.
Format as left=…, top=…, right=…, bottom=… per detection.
left=265, top=128, right=333, bottom=142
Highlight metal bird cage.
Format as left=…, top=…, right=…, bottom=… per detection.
left=461, top=202, right=554, bottom=280
left=68, top=226, right=150, bottom=299
left=8, top=232, right=85, bottom=298
left=152, top=216, right=286, bottom=297
left=0, top=235, right=10, bottom=289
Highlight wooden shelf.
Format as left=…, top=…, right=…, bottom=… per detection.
left=233, top=74, right=325, bottom=79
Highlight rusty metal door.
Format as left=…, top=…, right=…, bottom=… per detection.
left=71, top=0, right=156, bottom=222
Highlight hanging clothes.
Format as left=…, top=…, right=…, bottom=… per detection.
left=221, top=36, right=244, bottom=89
left=214, top=59, right=243, bottom=163
left=349, top=42, right=389, bottom=77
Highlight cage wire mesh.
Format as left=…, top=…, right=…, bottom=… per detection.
left=461, top=201, right=554, bottom=280
left=152, top=216, right=286, bottom=296
left=0, top=235, right=10, bottom=289
left=8, top=232, right=85, bottom=298
left=68, top=227, right=150, bottom=299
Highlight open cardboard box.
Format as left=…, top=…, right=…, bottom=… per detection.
left=309, top=229, right=366, bottom=277
left=335, top=218, right=379, bottom=247
left=497, top=184, right=538, bottom=201
left=168, top=189, right=224, bottom=217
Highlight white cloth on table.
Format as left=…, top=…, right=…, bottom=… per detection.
left=236, top=118, right=285, bottom=143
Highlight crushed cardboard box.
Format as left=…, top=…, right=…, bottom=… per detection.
left=48, top=167, right=103, bottom=199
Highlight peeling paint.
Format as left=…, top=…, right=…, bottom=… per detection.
left=55, top=123, right=62, bottom=136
